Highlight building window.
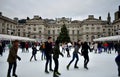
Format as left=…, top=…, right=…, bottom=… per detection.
left=10, top=25, right=12, bottom=28
left=97, top=27, right=100, bottom=29
left=103, top=29, right=105, bottom=31
left=92, top=24, right=94, bottom=26
left=77, top=30, right=79, bottom=35
left=2, top=29, right=4, bottom=33
left=18, top=32, right=20, bottom=36
left=39, top=27, right=42, bottom=29
left=72, top=30, right=74, bottom=35
left=34, top=36, right=36, bottom=38
left=86, top=27, right=89, bottom=30
left=92, top=27, right=95, bottom=29
left=33, top=28, right=36, bottom=31
left=53, top=30, right=55, bottom=34
left=48, top=30, right=50, bottom=35
left=28, top=27, right=31, bottom=30
left=117, top=25, right=119, bottom=28
left=98, top=35, right=100, bottom=38
left=39, top=31, right=41, bottom=34
left=58, top=29, right=60, bottom=34
left=18, top=29, right=20, bottom=31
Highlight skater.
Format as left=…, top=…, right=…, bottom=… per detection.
left=7, top=40, right=21, bottom=77
left=67, top=40, right=81, bottom=70
left=21, top=42, right=25, bottom=52
left=81, top=42, right=91, bottom=70
left=40, top=42, right=46, bottom=60
left=97, top=42, right=102, bottom=53
left=93, top=42, right=98, bottom=53
left=30, top=45, right=38, bottom=61
left=108, top=42, right=112, bottom=54
left=0, top=42, right=3, bottom=56
left=53, top=40, right=64, bottom=77
left=45, top=37, right=53, bottom=73
left=103, top=42, right=108, bottom=52
left=66, top=44, right=71, bottom=57
left=114, top=42, right=118, bottom=53
left=2, top=41, right=5, bottom=52
left=25, top=42, right=29, bottom=52
left=115, top=42, right=120, bottom=77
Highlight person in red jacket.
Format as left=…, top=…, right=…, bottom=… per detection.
left=25, top=42, right=29, bottom=52
left=103, top=42, right=108, bottom=52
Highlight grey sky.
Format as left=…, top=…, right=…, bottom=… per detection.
left=0, top=0, right=120, bottom=21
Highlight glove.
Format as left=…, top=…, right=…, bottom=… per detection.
left=17, top=56, right=21, bottom=61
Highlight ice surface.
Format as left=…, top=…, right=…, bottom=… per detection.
left=0, top=47, right=118, bottom=77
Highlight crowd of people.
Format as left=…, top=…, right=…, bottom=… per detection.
left=0, top=37, right=120, bottom=77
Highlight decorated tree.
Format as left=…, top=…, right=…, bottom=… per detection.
left=57, top=24, right=70, bottom=43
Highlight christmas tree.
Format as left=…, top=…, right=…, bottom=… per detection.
left=57, top=24, right=70, bottom=43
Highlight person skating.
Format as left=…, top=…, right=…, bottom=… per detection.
left=67, top=40, right=81, bottom=70
left=45, top=37, right=53, bottom=73
left=40, top=42, right=46, bottom=60
left=115, top=42, right=120, bottom=77
left=53, top=40, right=64, bottom=77
left=25, top=42, right=29, bottom=52
left=30, top=45, right=38, bottom=61
left=0, top=42, right=3, bottom=56
left=7, top=40, right=21, bottom=77
left=21, top=42, right=25, bottom=52
left=66, top=44, right=71, bottom=57
left=81, top=42, right=91, bottom=70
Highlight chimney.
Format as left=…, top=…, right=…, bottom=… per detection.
left=14, top=17, right=19, bottom=21
left=119, top=5, right=120, bottom=11
left=0, top=12, right=2, bottom=16
left=88, top=15, right=94, bottom=19
left=99, top=16, right=101, bottom=20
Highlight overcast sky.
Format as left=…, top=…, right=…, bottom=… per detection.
left=0, top=0, right=120, bottom=21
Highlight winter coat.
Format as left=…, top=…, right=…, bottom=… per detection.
left=0, top=45, right=3, bottom=54
left=7, top=46, right=19, bottom=63
left=25, top=43, right=29, bottom=48
left=73, top=45, right=80, bottom=54
left=45, top=41, right=53, bottom=55
left=81, top=44, right=91, bottom=55
left=32, top=47, right=38, bottom=55
left=53, top=45, right=63, bottom=59
left=115, top=55, right=120, bottom=62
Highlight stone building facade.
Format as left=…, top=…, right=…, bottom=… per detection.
left=0, top=6, right=120, bottom=42
left=0, top=12, right=17, bottom=36
left=113, top=6, right=120, bottom=35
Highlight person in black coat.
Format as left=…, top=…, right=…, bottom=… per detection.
left=30, top=45, right=38, bottom=61
left=53, top=40, right=63, bottom=77
left=45, top=37, right=53, bottom=73
left=115, top=42, right=120, bottom=77
left=2, top=41, right=5, bottom=52
left=81, top=42, right=91, bottom=70
left=0, top=42, right=3, bottom=56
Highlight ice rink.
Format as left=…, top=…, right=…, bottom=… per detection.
left=0, top=47, right=118, bottom=77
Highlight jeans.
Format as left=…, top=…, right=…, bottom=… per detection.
left=41, top=50, right=46, bottom=60
left=83, top=54, right=89, bottom=67
left=68, top=53, right=79, bottom=67
left=53, top=58, right=59, bottom=72
left=7, top=62, right=17, bottom=76
left=45, top=54, right=52, bottom=71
